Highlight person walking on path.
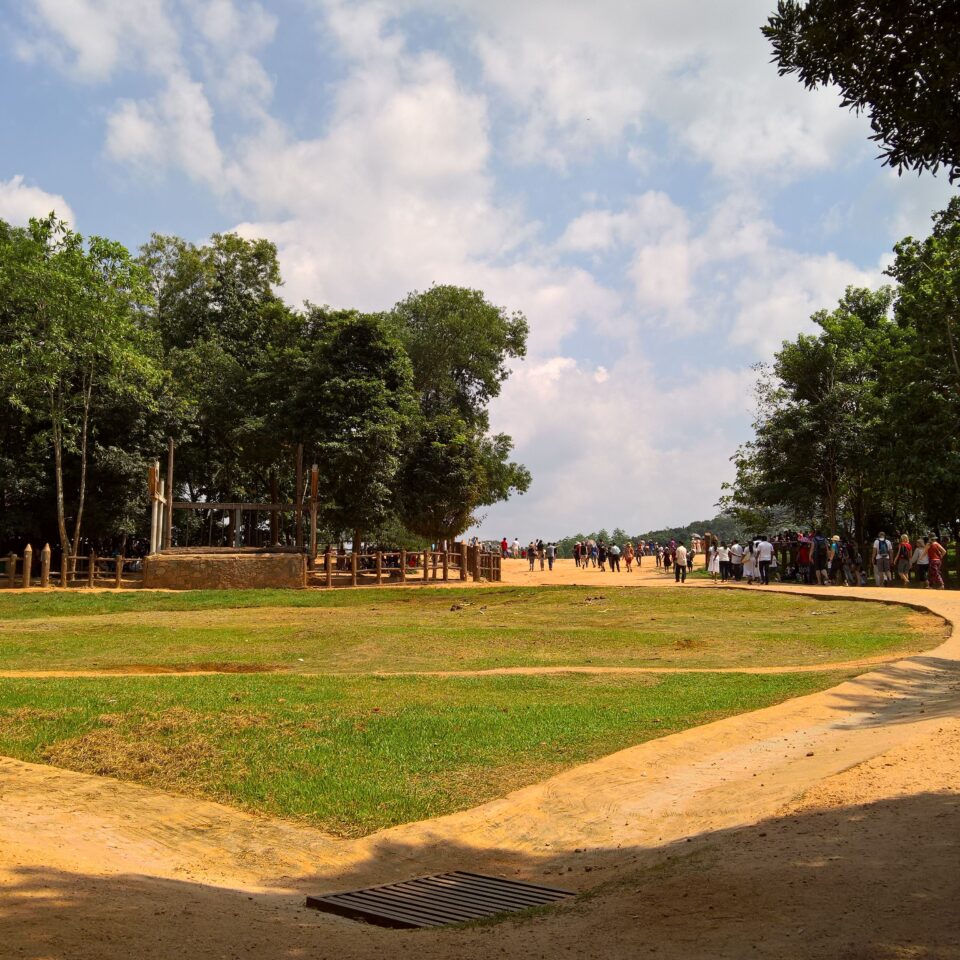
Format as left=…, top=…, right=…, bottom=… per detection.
left=756, top=534, right=774, bottom=585
left=718, top=541, right=730, bottom=582
left=545, top=541, right=556, bottom=571
left=913, top=537, right=929, bottom=585
left=729, top=538, right=743, bottom=581
left=573, top=541, right=582, bottom=568
left=872, top=531, right=893, bottom=586
left=511, top=538, right=520, bottom=559
left=895, top=535, right=913, bottom=586
left=609, top=541, right=621, bottom=572
left=924, top=535, right=947, bottom=589
left=527, top=541, right=536, bottom=572
left=597, top=541, right=608, bottom=572
left=624, top=542, right=635, bottom=572
left=674, top=541, right=688, bottom=583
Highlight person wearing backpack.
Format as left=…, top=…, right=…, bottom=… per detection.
left=872, top=531, right=893, bottom=586
left=811, top=530, right=829, bottom=585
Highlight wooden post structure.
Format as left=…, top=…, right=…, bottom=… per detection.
left=351, top=550, right=358, bottom=587
left=7, top=551, right=16, bottom=588
left=325, top=549, right=332, bottom=588
left=442, top=550, right=449, bottom=582
left=295, top=443, right=304, bottom=549
left=309, top=464, right=319, bottom=568
left=40, top=544, right=51, bottom=588
left=233, top=507, right=242, bottom=548
left=149, top=462, right=160, bottom=554
left=423, top=550, right=429, bottom=582
left=165, top=437, right=174, bottom=549
left=376, top=551, right=383, bottom=584
left=22, top=544, right=32, bottom=588
left=399, top=549, right=406, bottom=582
left=88, top=551, right=96, bottom=588
left=459, top=542, right=468, bottom=581
left=115, top=552, right=124, bottom=588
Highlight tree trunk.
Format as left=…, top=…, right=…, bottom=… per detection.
left=50, top=391, right=72, bottom=563
left=71, top=371, right=93, bottom=552
left=952, top=520, right=960, bottom=589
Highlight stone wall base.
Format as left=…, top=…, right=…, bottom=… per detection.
left=143, top=553, right=306, bottom=590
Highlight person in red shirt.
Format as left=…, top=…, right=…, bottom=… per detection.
left=895, top=534, right=912, bottom=585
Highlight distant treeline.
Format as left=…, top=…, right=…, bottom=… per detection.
left=553, top=514, right=742, bottom=556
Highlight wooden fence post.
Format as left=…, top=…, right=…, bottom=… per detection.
left=22, top=544, right=32, bottom=588
left=459, top=543, right=467, bottom=581
left=309, top=464, right=319, bottom=568
left=325, top=549, right=332, bottom=588
left=442, top=550, right=449, bottom=582
left=376, top=551, right=383, bottom=584
left=61, top=553, right=69, bottom=588
left=88, top=551, right=96, bottom=588
left=351, top=550, right=358, bottom=587
left=423, top=550, right=429, bottom=582
left=7, top=551, right=16, bottom=588
left=399, top=549, right=406, bottom=583
left=40, top=544, right=51, bottom=588
left=115, top=553, right=124, bottom=589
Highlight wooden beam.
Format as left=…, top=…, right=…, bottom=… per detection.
left=172, top=502, right=296, bottom=511
left=295, top=443, right=304, bottom=549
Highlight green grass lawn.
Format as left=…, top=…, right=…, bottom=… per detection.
left=0, top=670, right=853, bottom=837
left=0, top=586, right=944, bottom=672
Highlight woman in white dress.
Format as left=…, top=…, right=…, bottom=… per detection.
left=707, top=540, right=720, bottom=581
left=742, top=540, right=757, bottom=584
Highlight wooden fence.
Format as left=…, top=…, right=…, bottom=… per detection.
left=1, top=545, right=145, bottom=589
left=2, top=542, right=500, bottom=590
left=309, top=544, right=501, bottom=588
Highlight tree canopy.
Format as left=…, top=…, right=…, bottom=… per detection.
left=0, top=219, right=530, bottom=555
left=763, top=0, right=960, bottom=180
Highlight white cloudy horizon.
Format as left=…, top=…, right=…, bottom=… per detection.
left=2, top=0, right=954, bottom=541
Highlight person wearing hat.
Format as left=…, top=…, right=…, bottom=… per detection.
left=828, top=535, right=842, bottom=585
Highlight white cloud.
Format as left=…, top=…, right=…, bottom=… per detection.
left=0, top=175, right=75, bottom=227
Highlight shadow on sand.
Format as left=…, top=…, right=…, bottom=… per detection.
left=4, top=789, right=958, bottom=960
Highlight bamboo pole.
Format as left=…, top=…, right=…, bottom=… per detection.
left=165, top=437, right=174, bottom=549
left=309, top=464, right=318, bottom=568
left=22, top=544, right=32, bottom=588
left=40, top=544, right=51, bottom=588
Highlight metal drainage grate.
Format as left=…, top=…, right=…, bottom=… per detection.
left=305, top=870, right=574, bottom=928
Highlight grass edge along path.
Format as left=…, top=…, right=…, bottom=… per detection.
left=0, top=586, right=945, bottom=673
left=0, top=669, right=855, bottom=838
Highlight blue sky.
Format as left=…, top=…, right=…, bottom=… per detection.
left=1, top=0, right=954, bottom=539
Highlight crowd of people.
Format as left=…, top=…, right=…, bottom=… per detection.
left=700, top=530, right=949, bottom=590
left=497, top=529, right=950, bottom=590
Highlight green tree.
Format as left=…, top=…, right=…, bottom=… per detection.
left=887, top=198, right=960, bottom=579
left=0, top=216, right=159, bottom=562
left=763, top=0, right=960, bottom=180
left=288, top=308, right=415, bottom=548
left=724, top=288, right=898, bottom=545
left=139, top=232, right=300, bottom=542
left=390, top=285, right=531, bottom=540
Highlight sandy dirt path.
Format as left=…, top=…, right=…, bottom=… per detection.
left=2, top=564, right=959, bottom=958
